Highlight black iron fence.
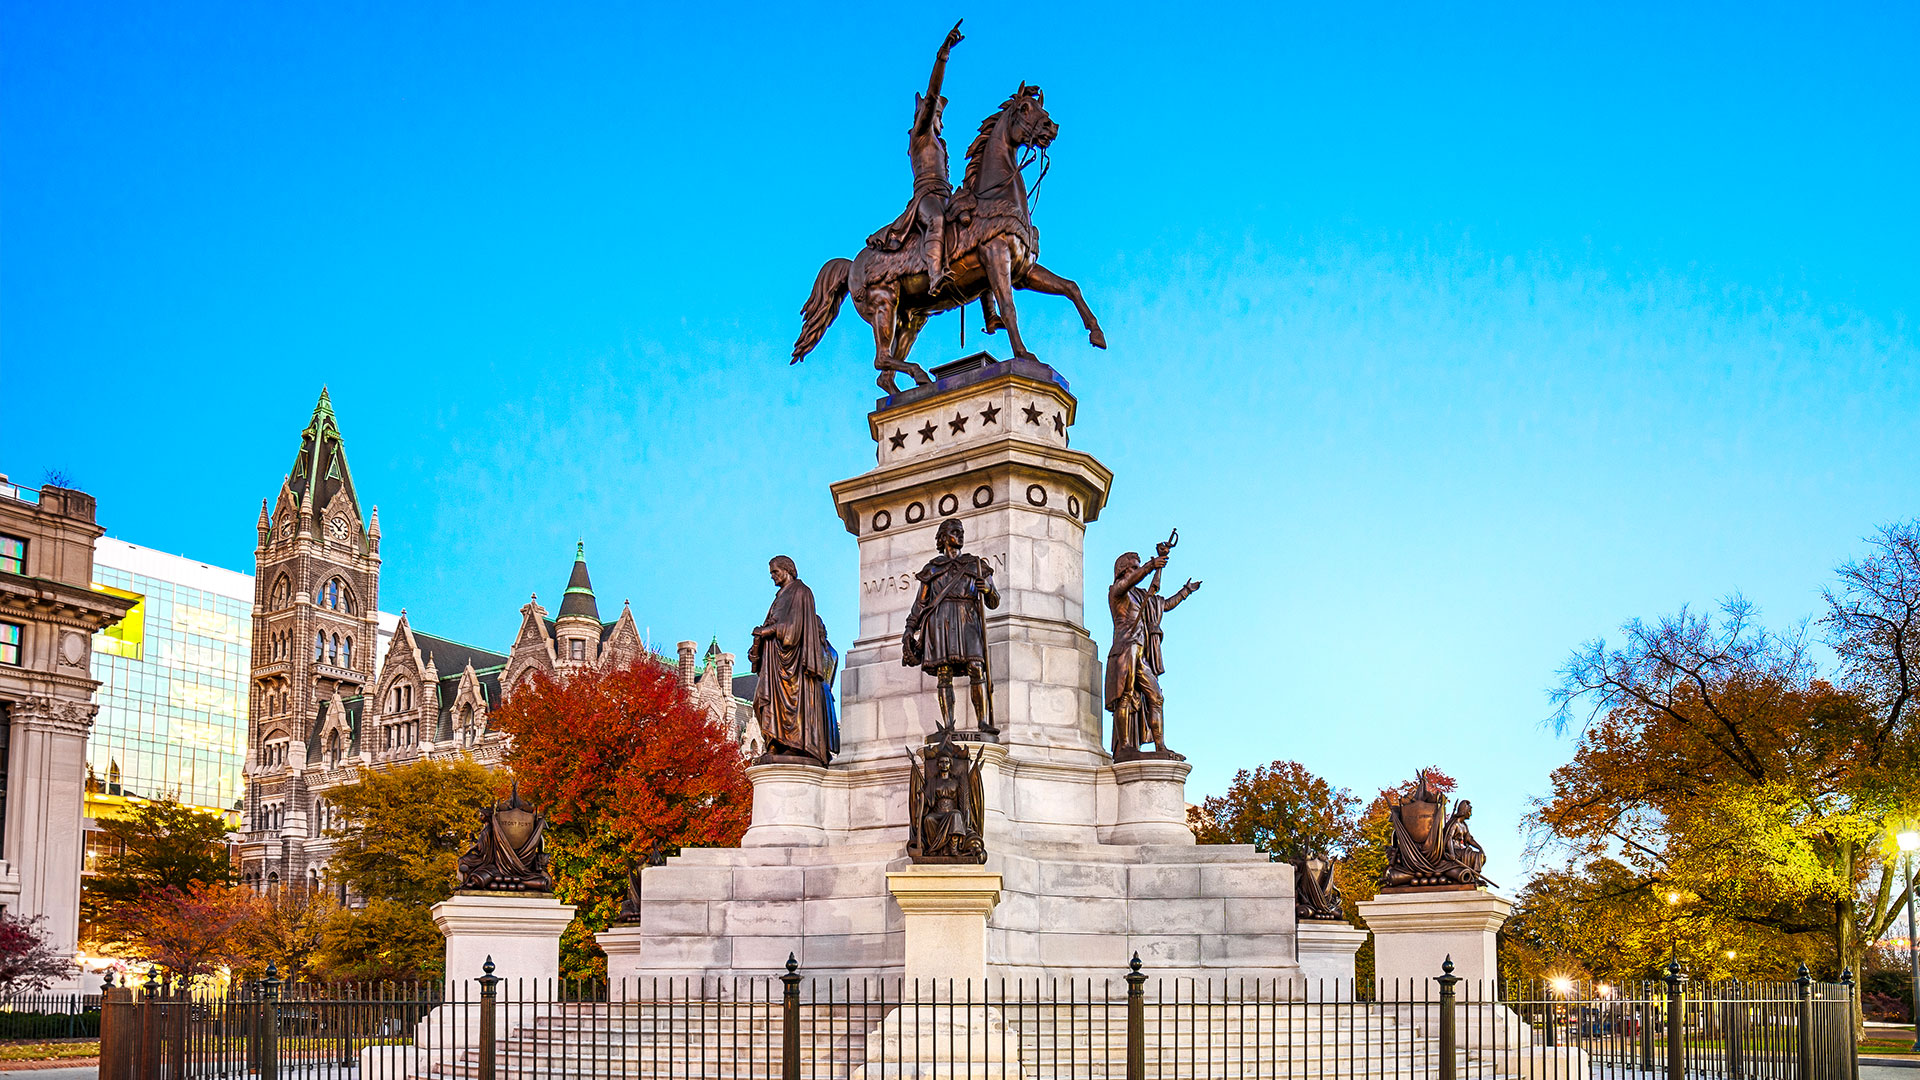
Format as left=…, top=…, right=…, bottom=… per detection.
left=0, top=991, right=101, bottom=1039
left=98, top=958, right=1860, bottom=1079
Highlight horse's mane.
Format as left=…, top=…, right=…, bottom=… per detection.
left=961, top=85, right=1042, bottom=192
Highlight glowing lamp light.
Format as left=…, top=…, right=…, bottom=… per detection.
left=1549, top=976, right=1574, bottom=996
left=1666, top=892, right=1684, bottom=905
left=1898, top=830, right=1920, bottom=853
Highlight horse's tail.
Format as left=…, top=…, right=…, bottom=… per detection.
left=791, top=257, right=852, bottom=364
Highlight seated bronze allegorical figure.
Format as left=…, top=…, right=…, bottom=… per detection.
left=905, top=726, right=987, bottom=864
left=456, top=780, right=553, bottom=893
left=1294, top=853, right=1347, bottom=920
left=1379, top=770, right=1495, bottom=889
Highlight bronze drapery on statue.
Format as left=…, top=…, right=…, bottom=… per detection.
left=751, top=555, right=840, bottom=765
left=1380, top=770, right=1495, bottom=889
left=456, top=780, right=553, bottom=892
left=905, top=726, right=987, bottom=864
left=1294, top=854, right=1347, bottom=920
left=1106, top=529, right=1201, bottom=761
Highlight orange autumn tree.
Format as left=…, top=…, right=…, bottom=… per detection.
left=493, top=660, right=753, bottom=979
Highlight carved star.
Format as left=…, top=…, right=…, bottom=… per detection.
left=888, top=429, right=908, bottom=450
left=979, top=402, right=1001, bottom=425
left=918, top=420, right=938, bottom=444
left=948, top=412, right=969, bottom=435
left=1052, top=412, right=1066, bottom=435
left=1022, top=403, right=1044, bottom=425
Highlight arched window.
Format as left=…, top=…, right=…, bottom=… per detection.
left=327, top=730, right=342, bottom=768
left=328, top=634, right=339, bottom=665
left=315, top=632, right=325, bottom=661
left=326, top=580, right=339, bottom=609
left=342, top=636, right=352, bottom=667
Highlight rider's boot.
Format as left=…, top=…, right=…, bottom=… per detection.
left=926, top=235, right=949, bottom=295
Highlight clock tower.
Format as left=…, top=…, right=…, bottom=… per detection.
left=242, top=388, right=381, bottom=888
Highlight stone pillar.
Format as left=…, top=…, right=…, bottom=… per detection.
left=886, top=866, right=1002, bottom=987
left=430, top=891, right=577, bottom=993
left=597, top=924, right=646, bottom=999
left=1357, top=887, right=1512, bottom=992
left=2, top=698, right=93, bottom=971
left=741, top=762, right=827, bottom=847
left=1295, top=921, right=1369, bottom=999
left=367, top=891, right=578, bottom=1077
left=1107, top=758, right=1195, bottom=845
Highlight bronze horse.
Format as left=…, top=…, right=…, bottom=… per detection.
left=792, top=85, right=1106, bottom=393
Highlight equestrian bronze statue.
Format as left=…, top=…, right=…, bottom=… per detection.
left=792, top=25, right=1107, bottom=393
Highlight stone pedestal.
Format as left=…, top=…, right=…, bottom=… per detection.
left=1357, top=887, right=1511, bottom=992
left=888, top=866, right=1002, bottom=987
left=741, top=762, right=828, bottom=847
left=1295, top=921, right=1369, bottom=999
left=431, top=891, right=577, bottom=991
left=1108, top=758, right=1196, bottom=845
left=598, top=923, right=647, bottom=997
left=624, top=356, right=1303, bottom=990
left=364, top=891, right=577, bottom=1076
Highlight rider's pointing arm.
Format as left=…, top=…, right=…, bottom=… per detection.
left=916, top=21, right=965, bottom=136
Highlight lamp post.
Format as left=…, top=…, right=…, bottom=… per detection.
left=1899, top=829, right=1920, bottom=1053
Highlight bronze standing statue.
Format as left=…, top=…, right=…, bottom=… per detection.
left=906, top=726, right=987, bottom=863
left=1106, top=530, right=1201, bottom=761
left=1380, top=771, right=1496, bottom=888
left=792, top=24, right=1107, bottom=393
left=902, top=518, right=1000, bottom=736
left=750, top=556, right=840, bottom=765
left=456, top=780, right=552, bottom=892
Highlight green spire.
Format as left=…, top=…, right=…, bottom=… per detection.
left=558, top=540, right=600, bottom=620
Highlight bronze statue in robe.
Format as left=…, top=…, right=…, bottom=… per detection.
left=902, top=518, right=1000, bottom=735
left=456, top=781, right=552, bottom=892
left=906, top=726, right=986, bottom=863
left=751, top=556, right=839, bottom=765
left=1294, top=854, right=1347, bottom=921
left=1380, top=771, right=1494, bottom=888
left=1106, top=530, right=1201, bottom=760
left=866, top=20, right=965, bottom=296
left=748, top=553, right=840, bottom=764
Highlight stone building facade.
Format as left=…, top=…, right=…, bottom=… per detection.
left=238, top=393, right=754, bottom=894
left=0, top=477, right=137, bottom=975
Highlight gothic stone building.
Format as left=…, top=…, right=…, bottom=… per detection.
left=238, top=392, right=753, bottom=894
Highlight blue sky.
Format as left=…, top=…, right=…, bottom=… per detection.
left=5, top=1, right=1917, bottom=885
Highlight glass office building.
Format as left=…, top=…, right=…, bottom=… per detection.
left=88, top=539, right=254, bottom=820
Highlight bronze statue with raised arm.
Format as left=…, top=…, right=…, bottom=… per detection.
left=1106, top=530, right=1201, bottom=761
left=867, top=20, right=965, bottom=295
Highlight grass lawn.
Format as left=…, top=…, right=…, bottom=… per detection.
left=0, top=1041, right=100, bottom=1061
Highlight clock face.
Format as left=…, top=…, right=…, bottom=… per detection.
left=328, top=517, right=350, bottom=540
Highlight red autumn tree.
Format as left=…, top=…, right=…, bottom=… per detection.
left=126, top=882, right=268, bottom=982
left=492, top=660, right=753, bottom=978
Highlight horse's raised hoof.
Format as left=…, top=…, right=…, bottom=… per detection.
left=1089, top=329, right=1108, bottom=350
left=983, top=313, right=1004, bottom=335
left=878, top=371, right=902, bottom=395
left=906, top=363, right=933, bottom=386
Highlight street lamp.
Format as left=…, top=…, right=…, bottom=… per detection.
left=1899, top=829, right=1920, bottom=1053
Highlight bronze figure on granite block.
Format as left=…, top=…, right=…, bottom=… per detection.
left=1108, top=529, right=1201, bottom=761
left=456, top=780, right=552, bottom=892
left=906, top=726, right=988, bottom=864
left=1380, top=770, right=1495, bottom=888
left=1294, top=854, right=1347, bottom=921
left=751, top=555, right=840, bottom=765
left=903, top=518, right=1000, bottom=736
